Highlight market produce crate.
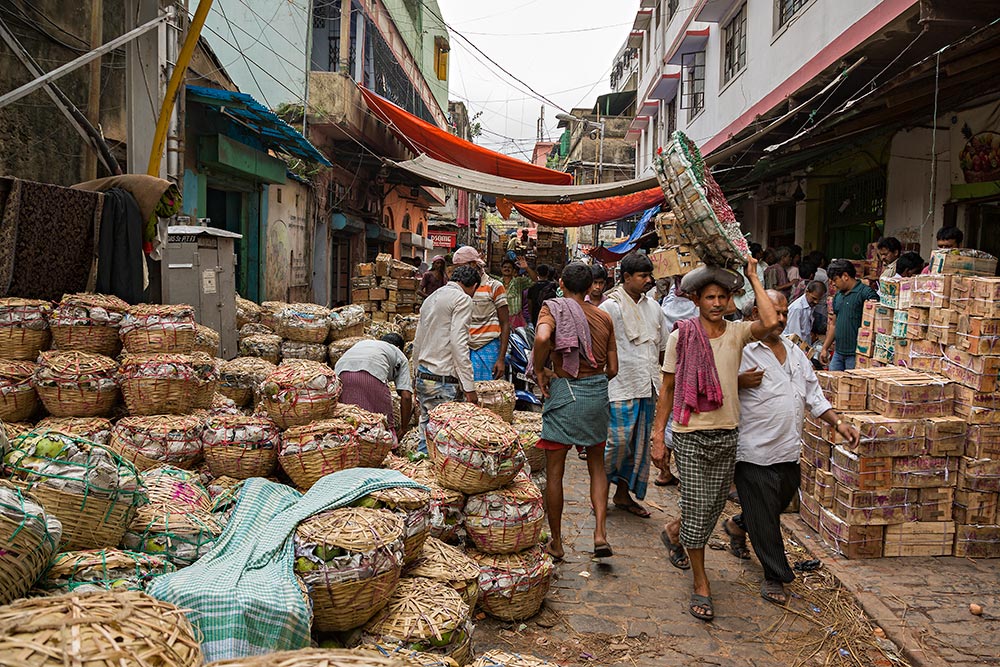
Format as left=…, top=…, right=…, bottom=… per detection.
left=966, top=424, right=1000, bottom=459
left=953, top=490, right=998, bottom=525
left=833, top=484, right=918, bottom=525
left=654, top=211, right=690, bottom=247
left=649, top=245, right=702, bottom=279
left=929, top=248, right=998, bottom=277
left=891, top=455, right=958, bottom=489
left=953, top=385, right=1000, bottom=424
left=815, top=468, right=835, bottom=509
left=927, top=308, right=959, bottom=345
left=819, top=506, right=885, bottom=559
left=901, top=339, right=943, bottom=373
left=924, top=416, right=967, bottom=456
left=839, top=413, right=925, bottom=458
left=953, top=524, right=1000, bottom=558
left=816, top=371, right=868, bottom=412
left=799, top=489, right=820, bottom=532
left=911, top=274, right=951, bottom=308
left=906, top=307, right=930, bottom=340
left=869, top=372, right=953, bottom=419
left=914, top=486, right=953, bottom=522
left=831, top=445, right=892, bottom=491
left=880, top=277, right=914, bottom=309
left=883, top=521, right=955, bottom=557
left=959, top=457, right=1000, bottom=493
left=942, top=346, right=1000, bottom=392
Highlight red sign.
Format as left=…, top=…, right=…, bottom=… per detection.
left=430, top=231, right=457, bottom=249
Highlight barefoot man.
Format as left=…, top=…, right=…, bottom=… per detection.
left=533, top=262, right=618, bottom=560
left=651, top=260, right=781, bottom=622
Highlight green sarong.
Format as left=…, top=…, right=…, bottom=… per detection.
left=540, top=374, right=610, bottom=446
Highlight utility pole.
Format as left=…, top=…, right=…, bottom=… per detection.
left=84, top=0, right=103, bottom=181
left=126, top=0, right=168, bottom=176
left=537, top=105, right=545, bottom=142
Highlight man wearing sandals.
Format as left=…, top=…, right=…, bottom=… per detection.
left=723, top=290, right=859, bottom=605
left=650, top=260, right=780, bottom=622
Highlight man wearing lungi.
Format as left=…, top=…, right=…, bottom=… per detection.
left=453, top=246, right=510, bottom=382
left=334, top=334, right=413, bottom=432
left=650, top=260, right=780, bottom=622
left=599, top=252, right=667, bottom=518
left=533, top=262, right=618, bottom=561
left=411, top=264, right=481, bottom=452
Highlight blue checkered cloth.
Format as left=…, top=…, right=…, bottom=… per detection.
left=606, top=397, right=655, bottom=500
left=471, top=337, right=501, bottom=381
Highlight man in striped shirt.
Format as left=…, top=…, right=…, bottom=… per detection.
left=453, top=246, right=510, bottom=381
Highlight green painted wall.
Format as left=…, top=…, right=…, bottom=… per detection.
left=383, top=0, right=449, bottom=115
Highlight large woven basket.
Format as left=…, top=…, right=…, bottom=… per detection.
left=367, top=321, right=403, bottom=339
left=471, top=651, right=556, bottom=666
left=0, top=359, right=39, bottom=422
left=119, top=303, right=197, bottom=353
left=261, top=360, right=342, bottom=429
left=405, top=536, right=480, bottom=608
left=239, top=334, right=282, bottom=364
left=194, top=323, right=221, bottom=356
left=361, top=643, right=460, bottom=667
left=365, top=485, right=432, bottom=565
left=118, top=353, right=218, bottom=415
left=335, top=403, right=396, bottom=467
left=362, top=578, right=473, bottom=665
left=33, top=548, right=175, bottom=595
left=206, top=648, right=421, bottom=667
left=382, top=457, right=466, bottom=545
left=279, top=419, right=361, bottom=489
left=0, top=481, right=62, bottom=604
left=34, top=416, right=113, bottom=447
left=203, top=414, right=280, bottom=479
left=468, top=545, right=553, bottom=621
left=394, top=315, right=420, bottom=343
left=464, top=472, right=544, bottom=554
left=108, top=414, right=205, bottom=471
left=281, top=340, right=329, bottom=363
left=328, top=335, right=374, bottom=366
left=0, top=297, right=52, bottom=360
left=0, top=591, right=203, bottom=666
left=475, top=380, right=515, bottom=423
left=50, top=293, right=128, bottom=356
left=121, top=502, right=222, bottom=566
left=33, top=351, right=119, bottom=417
left=236, top=295, right=262, bottom=328
left=239, top=322, right=274, bottom=339
left=218, top=356, right=276, bottom=407
left=276, top=303, right=331, bottom=343
left=1, top=420, right=33, bottom=441
left=426, top=403, right=525, bottom=495
left=294, top=507, right=405, bottom=631
left=329, top=305, right=367, bottom=341
left=141, top=465, right=212, bottom=510
left=512, top=412, right=545, bottom=474
left=259, top=301, right=286, bottom=330
left=3, top=430, right=146, bottom=550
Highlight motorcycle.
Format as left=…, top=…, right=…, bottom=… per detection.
left=505, top=324, right=543, bottom=412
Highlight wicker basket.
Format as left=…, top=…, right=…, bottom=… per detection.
left=281, top=339, right=329, bottom=363
left=362, top=578, right=472, bottom=665
left=0, top=359, right=39, bottom=422
left=471, top=651, right=556, bottom=666
left=294, top=507, right=405, bottom=632
left=205, top=648, right=422, bottom=667
left=239, top=322, right=274, bottom=339
left=239, top=334, right=282, bottom=364
left=194, top=324, right=221, bottom=356
left=475, top=380, right=515, bottom=423
left=1, top=420, right=33, bottom=441
left=335, top=403, right=396, bottom=467
left=464, top=472, right=544, bottom=554
left=394, top=315, right=420, bottom=343
left=512, top=412, right=545, bottom=474
left=50, top=293, right=128, bottom=356
left=329, top=304, right=367, bottom=341
left=202, top=414, right=280, bottom=479
left=236, top=295, right=262, bottom=329
left=397, top=429, right=422, bottom=458
left=261, top=360, right=342, bottom=429
left=34, top=416, right=113, bottom=447
left=108, top=414, right=205, bottom=471
left=0, top=297, right=52, bottom=360
left=260, top=301, right=286, bottom=330
left=382, top=457, right=466, bottom=544
left=364, top=485, right=431, bottom=565
left=0, top=591, right=203, bottom=666
left=121, top=502, right=222, bottom=566
left=118, top=353, right=218, bottom=415
left=141, top=465, right=212, bottom=510
left=328, top=335, right=375, bottom=366
left=367, top=321, right=403, bottom=339
left=405, top=536, right=480, bottom=608
left=0, top=481, right=62, bottom=604
left=3, top=430, right=145, bottom=550
left=33, top=548, right=175, bottom=595
left=120, top=303, right=197, bottom=353
left=275, top=303, right=331, bottom=343
left=33, top=351, right=119, bottom=417
left=426, top=403, right=525, bottom=495
left=218, top=356, right=276, bottom=407
left=360, top=644, right=460, bottom=667
left=279, top=419, right=361, bottom=489
left=468, top=545, right=553, bottom=621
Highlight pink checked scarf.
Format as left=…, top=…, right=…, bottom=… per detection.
left=672, top=318, right=724, bottom=426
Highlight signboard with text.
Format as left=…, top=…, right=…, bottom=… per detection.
left=431, top=231, right=457, bottom=248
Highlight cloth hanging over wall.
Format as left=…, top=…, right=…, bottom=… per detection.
left=96, top=188, right=145, bottom=304
left=360, top=87, right=573, bottom=186
left=589, top=205, right=661, bottom=264
left=73, top=174, right=181, bottom=242
left=0, top=177, right=102, bottom=300
left=512, top=187, right=665, bottom=228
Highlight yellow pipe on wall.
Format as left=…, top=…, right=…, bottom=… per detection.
left=146, top=0, right=214, bottom=176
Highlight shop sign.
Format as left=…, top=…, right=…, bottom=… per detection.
left=431, top=231, right=457, bottom=248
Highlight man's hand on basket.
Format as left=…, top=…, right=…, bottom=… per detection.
left=464, top=390, right=479, bottom=405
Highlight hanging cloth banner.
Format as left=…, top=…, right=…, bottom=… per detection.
left=359, top=87, right=573, bottom=186
left=588, top=205, right=660, bottom=263
left=509, top=187, right=665, bottom=228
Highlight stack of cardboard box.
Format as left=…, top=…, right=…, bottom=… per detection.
left=351, top=253, right=419, bottom=322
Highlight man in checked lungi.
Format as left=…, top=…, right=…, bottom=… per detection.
left=650, top=260, right=780, bottom=622
left=532, top=262, right=618, bottom=561
left=334, top=333, right=413, bottom=433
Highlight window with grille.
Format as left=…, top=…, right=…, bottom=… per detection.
left=722, top=4, right=747, bottom=84
left=680, top=51, right=705, bottom=120
left=667, top=0, right=679, bottom=20
left=777, top=0, right=809, bottom=28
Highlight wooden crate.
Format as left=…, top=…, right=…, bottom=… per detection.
left=950, top=275, right=1000, bottom=317
left=953, top=490, right=998, bottom=525
left=356, top=262, right=375, bottom=277
left=653, top=211, right=690, bottom=247
left=942, top=346, right=1000, bottom=392
left=872, top=306, right=895, bottom=337
left=924, top=416, right=967, bottom=456
left=915, top=487, right=954, bottom=522
left=800, top=457, right=816, bottom=497
left=820, top=507, right=885, bottom=559
left=906, top=307, right=930, bottom=340
left=799, top=490, right=821, bottom=532
left=903, top=339, right=943, bottom=373
left=891, top=455, right=959, bottom=489
left=966, top=425, right=1000, bottom=459
left=910, top=274, right=951, bottom=309
left=351, top=288, right=370, bottom=302
left=883, top=522, right=955, bottom=557
left=927, top=309, right=958, bottom=345
left=953, top=386, right=1000, bottom=425
left=959, top=457, right=1000, bottom=493
left=831, top=445, right=892, bottom=491
left=816, top=371, right=868, bottom=412
left=352, top=275, right=377, bottom=289
left=929, top=249, right=998, bottom=277
left=841, top=413, right=926, bottom=458
left=953, top=524, right=1000, bottom=558
left=368, top=288, right=389, bottom=301
left=856, top=327, right=875, bottom=357
left=869, top=371, right=953, bottom=419
left=815, top=468, right=836, bottom=509
left=649, top=245, right=702, bottom=279
left=802, top=432, right=833, bottom=471
left=833, top=484, right=919, bottom=525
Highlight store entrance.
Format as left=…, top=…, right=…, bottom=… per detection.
left=965, top=200, right=1000, bottom=274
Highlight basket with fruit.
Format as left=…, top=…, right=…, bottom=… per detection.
left=426, top=403, right=524, bottom=495
left=0, top=359, right=39, bottom=423
left=141, top=465, right=213, bottom=511
left=405, top=536, right=480, bottom=608
left=121, top=503, right=222, bottom=566
left=259, top=301, right=286, bottom=330
left=334, top=403, right=396, bottom=466
left=329, top=304, right=367, bottom=341
left=108, top=414, right=205, bottom=471
left=32, top=351, right=119, bottom=417
left=239, top=334, right=282, bottom=364
left=119, top=303, right=197, bottom=354
left=261, top=360, right=341, bottom=429
left=204, top=648, right=422, bottom=667
left=464, top=471, right=544, bottom=554
left=236, top=295, right=262, bottom=328
left=475, top=380, right=515, bottom=423
left=0, top=297, right=51, bottom=360
left=218, top=356, right=276, bottom=407
left=360, top=643, right=459, bottom=667
left=194, top=324, right=221, bottom=356
left=203, top=414, right=280, bottom=479
left=34, top=416, right=113, bottom=447
left=356, top=485, right=431, bottom=565
left=50, top=292, right=128, bottom=356
left=279, top=419, right=361, bottom=490
left=0, top=480, right=62, bottom=604
left=467, top=545, right=553, bottom=621
left=118, top=353, right=218, bottom=415
left=32, top=548, right=175, bottom=595
left=512, top=411, right=545, bottom=475
left=276, top=303, right=331, bottom=344
left=281, top=340, right=329, bottom=363
left=383, top=457, right=465, bottom=545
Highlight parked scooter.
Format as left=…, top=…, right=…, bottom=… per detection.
left=505, top=325, right=543, bottom=412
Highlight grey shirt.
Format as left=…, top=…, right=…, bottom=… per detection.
left=335, top=340, right=412, bottom=393
left=411, top=282, right=476, bottom=392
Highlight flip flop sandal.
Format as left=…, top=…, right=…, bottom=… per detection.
left=760, top=580, right=788, bottom=606
left=660, top=530, right=691, bottom=570
left=593, top=542, right=613, bottom=558
left=728, top=490, right=741, bottom=505
left=689, top=594, right=714, bottom=621
left=614, top=502, right=651, bottom=518
left=653, top=475, right=680, bottom=487
left=723, top=519, right=752, bottom=560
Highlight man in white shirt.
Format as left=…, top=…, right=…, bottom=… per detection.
left=784, top=280, right=827, bottom=342
left=411, top=264, right=481, bottom=452
left=600, top=252, right=666, bottom=517
left=723, top=290, right=859, bottom=606
left=335, top=334, right=413, bottom=431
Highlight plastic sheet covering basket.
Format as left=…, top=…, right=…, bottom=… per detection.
left=261, top=360, right=342, bottom=429
left=32, top=548, right=175, bottom=595
left=205, top=648, right=422, bottom=667
left=362, top=578, right=473, bottom=666
left=203, top=414, right=280, bottom=479
left=2, top=429, right=146, bottom=549
left=361, top=643, right=460, bottom=667
left=464, top=471, right=544, bottom=554
left=359, top=484, right=431, bottom=565
left=281, top=340, right=329, bottom=363
left=118, top=353, right=218, bottom=415
left=293, top=506, right=405, bottom=632
left=239, top=334, right=282, bottom=364
left=0, top=480, right=62, bottom=604
left=218, top=356, right=276, bottom=407
left=328, top=335, right=375, bottom=366
left=119, top=303, right=197, bottom=354
left=121, top=502, right=223, bottom=567
left=367, top=321, right=403, bottom=340
left=335, top=402, right=396, bottom=467
left=35, top=416, right=112, bottom=447
left=276, top=303, right=331, bottom=344
left=32, top=351, right=119, bottom=417
left=0, top=359, right=38, bottom=422
left=0, top=590, right=204, bottom=666
left=405, top=536, right=480, bottom=608
left=141, top=465, right=212, bottom=511
left=236, top=295, right=262, bottom=329
left=108, top=414, right=205, bottom=471
left=511, top=412, right=544, bottom=475
left=279, top=418, right=361, bottom=489
left=475, top=380, right=515, bottom=423
left=394, top=315, right=420, bottom=343
left=329, top=304, right=367, bottom=341
left=194, top=324, right=221, bottom=356
left=50, top=293, right=128, bottom=357
left=239, top=322, right=274, bottom=339
left=471, top=650, right=556, bottom=666
left=468, top=545, right=553, bottom=621
left=426, top=403, right=525, bottom=495
left=0, top=297, right=51, bottom=360
left=654, top=130, right=750, bottom=269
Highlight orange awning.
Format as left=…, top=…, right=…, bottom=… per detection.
left=509, top=187, right=665, bottom=228
left=359, top=87, right=572, bottom=186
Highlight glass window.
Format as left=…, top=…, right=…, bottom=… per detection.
left=680, top=51, right=705, bottom=121
left=723, top=4, right=747, bottom=84
left=777, top=0, right=809, bottom=28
